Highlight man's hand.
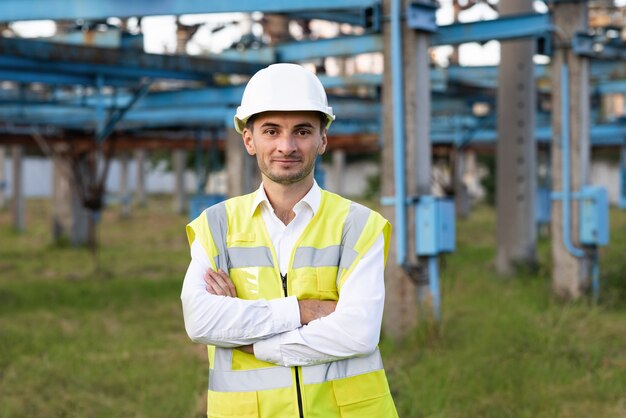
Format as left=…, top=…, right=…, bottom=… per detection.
left=298, top=300, right=337, bottom=325
left=204, top=269, right=237, bottom=297
left=237, top=345, right=254, bottom=354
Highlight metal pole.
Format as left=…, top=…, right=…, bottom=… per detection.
left=428, top=256, right=441, bottom=321
left=391, top=0, right=407, bottom=265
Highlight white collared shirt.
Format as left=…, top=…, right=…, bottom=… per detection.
left=181, top=181, right=385, bottom=366
left=251, top=181, right=321, bottom=276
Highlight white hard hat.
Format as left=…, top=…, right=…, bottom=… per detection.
left=234, top=63, right=335, bottom=133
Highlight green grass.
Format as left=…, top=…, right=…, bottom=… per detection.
left=0, top=198, right=207, bottom=418
left=383, top=206, right=626, bottom=418
left=1, top=198, right=625, bottom=417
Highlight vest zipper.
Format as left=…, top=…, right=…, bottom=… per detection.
left=280, top=273, right=305, bottom=418
left=281, top=273, right=288, bottom=297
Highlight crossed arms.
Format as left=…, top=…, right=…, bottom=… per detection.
left=203, top=268, right=337, bottom=328
left=180, top=235, right=385, bottom=367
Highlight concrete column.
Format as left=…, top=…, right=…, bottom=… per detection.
left=261, top=14, right=292, bottom=44
left=0, top=146, right=6, bottom=210
left=173, top=149, right=187, bottom=214
left=495, top=0, right=537, bottom=274
left=450, top=0, right=460, bottom=65
left=381, top=0, right=428, bottom=340
left=551, top=2, right=591, bottom=299
left=411, top=32, right=435, bottom=311
left=175, top=19, right=201, bottom=54
left=226, top=128, right=258, bottom=197
left=119, top=152, right=131, bottom=218
left=465, top=149, right=478, bottom=194
left=11, top=145, right=24, bottom=232
left=330, top=149, right=346, bottom=194
left=52, top=151, right=90, bottom=246
left=52, top=155, right=70, bottom=242
left=134, top=149, right=147, bottom=207
left=454, top=147, right=470, bottom=219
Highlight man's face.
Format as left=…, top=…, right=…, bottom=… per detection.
left=242, top=111, right=327, bottom=186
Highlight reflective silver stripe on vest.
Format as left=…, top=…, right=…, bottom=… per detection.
left=301, top=349, right=384, bottom=385
left=292, top=245, right=342, bottom=269
left=204, top=203, right=229, bottom=271
left=338, top=203, right=372, bottom=272
left=227, top=246, right=274, bottom=268
left=209, top=366, right=294, bottom=392
left=213, top=346, right=233, bottom=371
left=209, top=347, right=292, bottom=392
left=208, top=348, right=383, bottom=391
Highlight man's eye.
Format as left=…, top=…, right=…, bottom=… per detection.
left=296, top=129, right=311, bottom=136
left=264, top=129, right=277, bottom=135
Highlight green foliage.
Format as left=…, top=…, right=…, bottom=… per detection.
left=1, top=199, right=625, bottom=417
left=363, top=173, right=381, bottom=201
left=478, top=154, right=496, bottom=206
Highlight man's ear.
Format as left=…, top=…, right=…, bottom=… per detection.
left=318, top=129, right=328, bottom=155
left=242, top=128, right=256, bottom=156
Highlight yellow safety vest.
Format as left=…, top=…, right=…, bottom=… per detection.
left=186, top=190, right=398, bottom=418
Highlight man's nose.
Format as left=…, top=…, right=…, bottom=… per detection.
left=276, top=134, right=297, bottom=154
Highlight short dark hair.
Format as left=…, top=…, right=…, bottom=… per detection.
left=246, top=111, right=327, bottom=133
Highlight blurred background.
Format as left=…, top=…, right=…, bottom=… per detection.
left=0, top=0, right=625, bottom=416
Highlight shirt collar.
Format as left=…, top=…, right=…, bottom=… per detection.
left=250, top=180, right=321, bottom=218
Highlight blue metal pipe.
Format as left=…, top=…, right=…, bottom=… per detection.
left=391, top=0, right=407, bottom=265
left=428, top=256, right=441, bottom=321
left=561, top=63, right=585, bottom=258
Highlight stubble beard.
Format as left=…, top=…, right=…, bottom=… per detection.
left=259, top=158, right=315, bottom=185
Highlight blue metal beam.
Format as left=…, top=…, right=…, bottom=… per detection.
left=432, top=13, right=552, bottom=46
left=285, top=6, right=380, bottom=29
left=278, top=34, right=384, bottom=61
left=51, top=86, right=247, bottom=109
left=217, top=34, right=384, bottom=63
left=50, top=87, right=381, bottom=117
left=573, top=34, right=626, bottom=60
left=0, top=37, right=264, bottom=83
left=0, top=68, right=98, bottom=85
left=97, top=80, right=153, bottom=142
left=0, top=99, right=380, bottom=129
left=318, top=73, right=382, bottom=89
left=596, top=79, right=626, bottom=94
left=0, top=0, right=380, bottom=22
left=590, top=61, right=626, bottom=79
left=0, top=98, right=624, bottom=148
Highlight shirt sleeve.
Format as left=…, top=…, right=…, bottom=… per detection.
left=253, top=234, right=385, bottom=366
left=181, top=239, right=302, bottom=347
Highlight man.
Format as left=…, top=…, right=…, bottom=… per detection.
left=181, top=63, right=398, bottom=418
